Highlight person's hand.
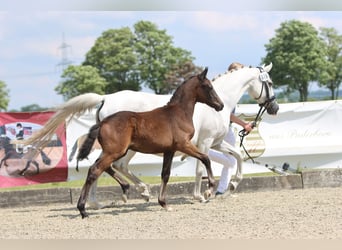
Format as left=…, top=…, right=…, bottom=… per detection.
left=243, top=122, right=254, bottom=132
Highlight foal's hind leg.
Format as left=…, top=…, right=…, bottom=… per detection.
left=106, top=167, right=130, bottom=203
left=87, top=168, right=130, bottom=210
left=158, top=151, right=175, bottom=211
left=77, top=154, right=119, bottom=218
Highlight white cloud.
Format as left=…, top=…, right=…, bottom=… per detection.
left=297, top=13, right=342, bottom=32
left=191, top=11, right=259, bottom=32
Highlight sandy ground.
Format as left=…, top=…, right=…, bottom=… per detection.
left=0, top=186, right=341, bottom=239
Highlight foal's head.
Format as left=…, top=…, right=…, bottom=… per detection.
left=169, top=67, right=224, bottom=112
left=193, top=67, right=224, bottom=111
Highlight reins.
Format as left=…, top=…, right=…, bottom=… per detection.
left=238, top=104, right=267, bottom=163
left=238, top=66, right=275, bottom=163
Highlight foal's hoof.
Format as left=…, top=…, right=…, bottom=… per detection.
left=80, top=212, right=89, bottom=219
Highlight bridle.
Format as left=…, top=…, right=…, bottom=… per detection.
left=238, top=66, right=276, bottom=162
left=255, top=66, right=276, bottom=108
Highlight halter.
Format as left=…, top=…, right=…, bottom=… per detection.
left=254, top=66, right=275, bottom=106
left=238, top=66, right=276, bottom=163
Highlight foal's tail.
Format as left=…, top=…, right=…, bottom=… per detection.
left=16, top=93, right=105, bottom=149
left=68, top=139, right=79, bottom=162
left=76, top=124, right=100, bottom=171
left=68, top=134, right=87, bottom=162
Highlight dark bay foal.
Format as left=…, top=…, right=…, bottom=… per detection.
left=76, top=68, right=224, bottom=218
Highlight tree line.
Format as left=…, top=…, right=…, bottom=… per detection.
left=1, top=19, right=341, bottom=111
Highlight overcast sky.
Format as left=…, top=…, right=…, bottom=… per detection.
left=0, top=3, right=341, bottom=110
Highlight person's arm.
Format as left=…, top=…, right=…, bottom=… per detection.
left=230, top=113, right=254, bottom=132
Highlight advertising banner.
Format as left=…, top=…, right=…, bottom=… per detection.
left=67, top=100, right=342, bottom=178
left=0, top=112, right=67, bottom=187
left=234, top=100, right=342, bottom=171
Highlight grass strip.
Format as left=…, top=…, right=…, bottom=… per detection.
left=0, top=172, right=277, bottom=192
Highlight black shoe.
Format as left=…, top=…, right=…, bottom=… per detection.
left=215, top=191, right=224, bottom=197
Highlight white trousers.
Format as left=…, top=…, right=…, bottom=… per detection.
left=208, top=127, right=237, bottom=193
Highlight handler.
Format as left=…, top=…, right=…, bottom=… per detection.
left=209, top=62, right=254, bottom=197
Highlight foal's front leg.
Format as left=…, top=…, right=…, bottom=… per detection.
left=181, top=143, right=216, bottom=200
left=158, top=151, right=174, bottom=211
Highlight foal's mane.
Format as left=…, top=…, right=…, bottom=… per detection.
left=167, top=75, right=196, bottom=105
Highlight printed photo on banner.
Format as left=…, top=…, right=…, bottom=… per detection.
left=0, top=112, right=68, bottom=187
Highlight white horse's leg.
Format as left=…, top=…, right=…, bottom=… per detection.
left=112, top=150, right=150, bottom=201
left=192, top=142, right=212, bottom=202
left=193, top=161, right=206, bottom=202
left=87, top=179, right=104, bottom=209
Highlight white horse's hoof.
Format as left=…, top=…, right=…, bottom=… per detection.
left=200, top=199, right=210, bottom=203
left=229, top=182, right=238, bottom=192
left=88, top=201, right=104, bottom=210
left=121, top=194, right=128, bottom=203
left=136, top=185, right=150, bottom=202
left=164, top=206, right=173, bottom=212
left=193, top=194, right=205, bottom=203
left=141, top=194, right=150, bottom=202
left=203, top=190, right=212, bottom=200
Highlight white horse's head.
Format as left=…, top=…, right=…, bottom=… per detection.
left=247, top=63, right=279, bottom=115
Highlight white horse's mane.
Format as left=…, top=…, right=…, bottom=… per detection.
left=211, top=65, right=253, bottom=82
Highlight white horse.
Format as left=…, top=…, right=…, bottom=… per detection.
left=22, top=63, right=279, bottom=207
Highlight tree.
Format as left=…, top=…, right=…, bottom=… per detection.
left=55, top=65, right=107, bottom=100
left=262, top=20, right=327, bottom=102
left=164, top=61, right=203, bottom=93
left=59, top=21, right=199, bottom=97
left=20, top=104, right=48, bottom=112
left=0, top=80, right=10, bottom=111
left=318, top=27, right=342, bottom=99
left=83, top=27, right=140, bottom=93
left=134, top=21, right=195, bottom=94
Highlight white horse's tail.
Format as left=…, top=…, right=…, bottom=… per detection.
left=19, top=93, right=105, bottom=149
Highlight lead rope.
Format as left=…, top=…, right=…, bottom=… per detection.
left=238, top=105, right=267, bottom=163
